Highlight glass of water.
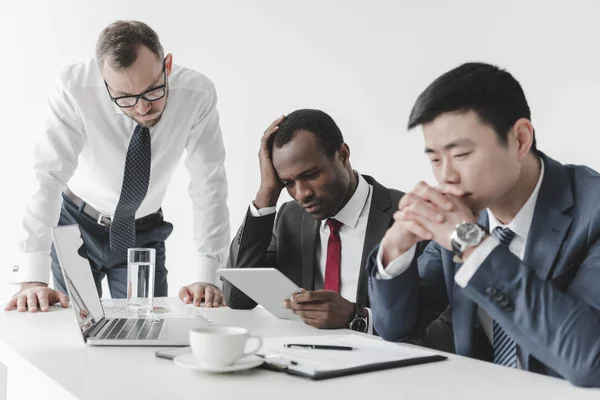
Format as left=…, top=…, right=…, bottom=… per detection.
left=127, top=248, right=156, bottom=316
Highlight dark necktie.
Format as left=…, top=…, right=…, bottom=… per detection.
left=491, top=226, right=517, bottom=367
left=109, top=125, right=151, bottom=256
left=323, top=218, right=343, bottom=293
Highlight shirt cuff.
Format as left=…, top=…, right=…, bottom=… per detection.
left=454, top=236, right=499, bottom=288
left=375, top=244, right=416, bottom=280
left=249, top=201, right=277, bottom=217
left=11, top=252, right=52, bottom=284
left=194, top=256, right=223, bottom=287
left=366, top=307, right=374, bottom=335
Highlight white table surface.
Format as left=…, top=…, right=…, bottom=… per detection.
left=0, top=300, right=598, bottom=400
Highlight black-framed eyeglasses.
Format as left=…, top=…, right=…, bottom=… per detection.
left=104, top=61, right=167, bottom=108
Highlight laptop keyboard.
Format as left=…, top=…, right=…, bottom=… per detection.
left=103, top=298, right=204, bottom=318
left=99, top=318, right=165, bottom=340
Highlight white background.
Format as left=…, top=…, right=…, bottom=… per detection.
left=1, top=0, right=599, bottom=301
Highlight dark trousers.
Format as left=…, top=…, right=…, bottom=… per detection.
left=51, top=193, right=173, bottom=298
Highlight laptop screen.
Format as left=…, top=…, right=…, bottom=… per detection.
left=51, top=225, right=105, bottom=336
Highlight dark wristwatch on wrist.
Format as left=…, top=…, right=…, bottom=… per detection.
left=450, top=222, right=487, bottom=262
left=348, top=303, right=368, bottom=333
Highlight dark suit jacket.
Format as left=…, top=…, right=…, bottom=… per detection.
left=223, top=175, right=403, bottom=310
left=367, top=153, right=600, bottom=387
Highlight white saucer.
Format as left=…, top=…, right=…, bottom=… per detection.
left=173, top=353, right=264, bottom=373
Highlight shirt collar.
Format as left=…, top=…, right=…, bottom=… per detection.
left=322, top=172, right=370, bottom=230
left=487, top=159, right=545, bottom=240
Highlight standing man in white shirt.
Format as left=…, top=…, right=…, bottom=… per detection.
left=223, top=109, right=408, bottom=333
left=5, top=20, right=230, bottom=313
left=368, top=62, right=600, bottom=386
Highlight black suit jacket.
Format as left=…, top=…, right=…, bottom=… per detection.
left=223, top=175, right=403, bottom=309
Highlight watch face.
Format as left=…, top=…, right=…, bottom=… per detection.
left=456, top=223, right=482, bottom=245
left=351, top=317, right=367, bottom=332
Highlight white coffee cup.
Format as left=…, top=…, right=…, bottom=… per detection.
left=189, top=326, right=263, bottom=367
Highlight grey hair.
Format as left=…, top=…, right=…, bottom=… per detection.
left=95, top=20, right=164, bottom=71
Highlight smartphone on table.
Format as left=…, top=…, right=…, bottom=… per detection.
left=155, top=346, right=190, bottom=360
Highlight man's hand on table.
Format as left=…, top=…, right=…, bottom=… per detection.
left=179, top=282, right=227, bottom=308
left=4, top=282, right=69, bottom=312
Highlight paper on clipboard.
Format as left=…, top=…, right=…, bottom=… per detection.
left=258, top=334, right=445, bottom=377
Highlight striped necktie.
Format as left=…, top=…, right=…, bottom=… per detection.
left=109, top=125, right=151, bottom=256
left=491, top=226, right=517, bottom=368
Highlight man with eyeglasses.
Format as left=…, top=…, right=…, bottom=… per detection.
left=5, top=21, right=231, bottom=313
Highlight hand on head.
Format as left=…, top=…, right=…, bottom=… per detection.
left=254, top=115, right=286, bottom=209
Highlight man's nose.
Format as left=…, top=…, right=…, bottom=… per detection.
left=135, top=98, right=151, bottom=115
left=441, top=160, right=460, bottom=184
left=294, top=182, right=314, bottom=203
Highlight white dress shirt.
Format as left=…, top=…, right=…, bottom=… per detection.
left=250, top=173, right=374, bottom=333
left=15, top=59, right=230, bottom=286
left=376, top=161, right=545, bottom=351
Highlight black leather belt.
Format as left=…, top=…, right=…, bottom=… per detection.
left=64, top=188, right=113, bottom=226
left=64, top=188, right=162, bottom=227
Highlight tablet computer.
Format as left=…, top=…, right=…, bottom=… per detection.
left=218, top=268, right=302, bottom=320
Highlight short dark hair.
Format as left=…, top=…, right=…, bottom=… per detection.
left=408, top=62, right=538, bottom=154
left=272, top=109, right=344, bottom=157
left=96, top=20, right=164, bottom=71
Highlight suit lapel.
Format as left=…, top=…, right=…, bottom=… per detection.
left=523, top=154, right=574, bottom=279
left=357, top=177, right=393, bottom=306
left=300, top=212, right=319, bottom=290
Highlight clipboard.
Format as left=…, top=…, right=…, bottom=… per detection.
left=261, top=354, right=447, bottom=380
left=257, top=334, right=447, bottom=380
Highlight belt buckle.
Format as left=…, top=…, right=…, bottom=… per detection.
left=97, top=213, right=111, bottom=227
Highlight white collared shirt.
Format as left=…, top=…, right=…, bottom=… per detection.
left=376, top=160, right=545, bottom=348
left=15, top=59, right=230, bottom=286
left=250, top=173, right=374, bottom=333
left=314, top=174, right=372, bottom=303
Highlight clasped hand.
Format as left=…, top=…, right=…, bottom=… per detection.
left=382, top=181, right=478, bottom=264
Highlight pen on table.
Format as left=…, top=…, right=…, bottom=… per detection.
left=284, top=344, right=355, bottom=350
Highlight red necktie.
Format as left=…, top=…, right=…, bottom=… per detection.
left=324, top=218, right=343, bottom=293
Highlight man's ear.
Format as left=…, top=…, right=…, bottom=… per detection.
left=511, top=118, right=535, bottom=160
left=338, top=143, right=350, bottom=166
left=164, top=53, right=173, bottom=76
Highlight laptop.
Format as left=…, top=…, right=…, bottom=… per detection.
left=51, top=224, right=208, bottom=346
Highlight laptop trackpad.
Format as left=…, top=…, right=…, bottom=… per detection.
left=163, top=318, right=208, bottom=335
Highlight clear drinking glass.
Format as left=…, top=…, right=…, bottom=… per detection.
left=127, top=248, right=156, bottom=315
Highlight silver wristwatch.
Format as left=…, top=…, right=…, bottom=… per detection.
left=450, top=222, right=486, bottom=262
left=348, top=303, right=368, bottom=333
